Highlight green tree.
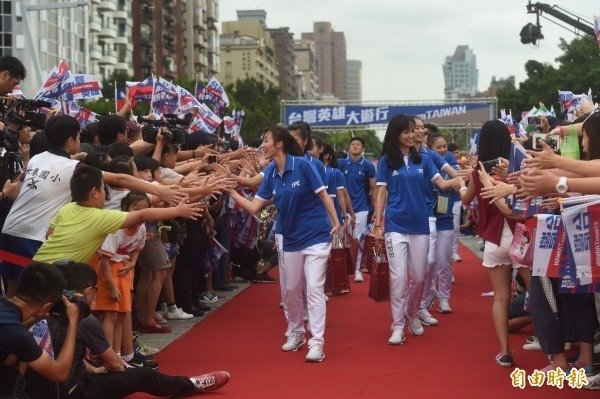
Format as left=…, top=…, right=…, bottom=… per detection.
left=497, top=37, right=600, bottom=117
left=227, top=78, right=280, bottom=142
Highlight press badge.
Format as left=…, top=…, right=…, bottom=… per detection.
left=437, top=196, right=449, bottom=214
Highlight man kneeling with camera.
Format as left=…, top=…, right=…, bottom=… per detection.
left=22, top=261, right=230, bottom=399
left=0, top=262, right=80, bottom=397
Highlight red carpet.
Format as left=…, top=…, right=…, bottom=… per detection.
left=131, top=243, right=595, bottom=398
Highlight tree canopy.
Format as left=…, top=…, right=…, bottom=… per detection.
left=497, top=37, right=600, bottom=118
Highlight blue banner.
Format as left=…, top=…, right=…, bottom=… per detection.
left=282, top=102, right=494, bottom=127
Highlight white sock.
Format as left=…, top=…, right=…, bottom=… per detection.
left=122, top=352, right=134, bottom=362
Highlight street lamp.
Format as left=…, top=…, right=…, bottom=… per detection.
left=20, top=0, right=91, bottom=88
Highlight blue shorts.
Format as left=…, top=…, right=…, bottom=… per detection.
left=0, top=234, right=43, bottom=281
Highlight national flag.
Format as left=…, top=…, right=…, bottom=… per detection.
left=207, top=234, right=228, bottom=270
left=61, top=74, right=102, bottom=101
left=197, top=76, right=229, bottom=114
left=126, top=76, right=154, bottom=108
left=151, top=77, right=179, bottom=116
left=508, top=141, right=543, bottom=216
left=66, top=102, right=99, bottom=129
left=223, top=116, right=239, bottom=135
left=189, top=103, right=222, bottom=134
left=115, top=87, right=126, bottom=112
left=29, top=320, right=55, bottom=358
left=177, top=86, right=202, bottom=113
left=35, top=59, right=71, bottom=100
left=558, top=90, right=589, bottom=121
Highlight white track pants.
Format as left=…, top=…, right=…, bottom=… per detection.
left=282, top=241, right=331, bottom=347
left=275, top=234, right=288, bottom=325
left=353, top=211, right=369, bottom=271
left=436, top=229, right=454, bottom=300
left=386, top=232, right=429, bottom=329
left=451, top=201, right=461, bottom=257
left=411, top=217, right=437, bottom=309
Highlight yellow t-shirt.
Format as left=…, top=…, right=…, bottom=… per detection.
left=33, top=203, right=128, bottom=264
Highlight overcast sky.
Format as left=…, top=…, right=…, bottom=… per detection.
left=220, top=0, right=599, bottom=102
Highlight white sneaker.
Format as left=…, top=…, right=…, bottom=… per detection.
left=166, top=306, right=193, bottom=320
left=354, top=270, right=364, bottom=283
left=282, top=333, right=306, bottom=352
left=438, top=299, right=453, bottom=314
left=388, top=328, right=405, bottom=345
left=406, top=313, right=424, bottom=336
left=452, top=253, right=462, bottom=262
left=417, top=308, right=438, bottom=326
left=584, top=373, right=600, bottom=390
left=305, top=345, right=325, bottom=362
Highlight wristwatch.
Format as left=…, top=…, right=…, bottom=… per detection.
left=556, top=176, right=568, bottom=194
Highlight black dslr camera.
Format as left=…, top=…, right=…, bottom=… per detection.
left=138, top=114, right=187, bottom=145
left=49, top=260, right=91, bottom=325
left=0, top=97, right=49, bottom=153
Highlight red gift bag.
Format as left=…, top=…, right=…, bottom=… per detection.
left=325, top=238, right=351, bottom=296
left=360, top=234, right=375, bottom=273
left=346, top=235, right=359, bottom=275
left=368, top=240, right=390, bottom=302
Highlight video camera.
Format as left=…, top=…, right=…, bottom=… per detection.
left=0, top=97, right=49, bottom=153
left=138, top=114, right=187, bottom=145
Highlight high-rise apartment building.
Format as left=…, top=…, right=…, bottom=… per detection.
left=132, top=0, right=187, bottom=81
left=89, top=0, right=134, bottom=81
left=302, top=22, right=347, bottom=100
left=443, top=45, right=479, bottom=99
left=220, top=17, right=278, bottom=88
left=294, top=39, right=318, bottom=100
left=267, top=27, right=297, bottom=100
left=6, top=0, right=88, bottom=97
left=184, top=0, right=220, bottom=81
left=346, top=59, right=362, bottom=102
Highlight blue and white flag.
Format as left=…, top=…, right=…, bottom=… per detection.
left=197, top=76, right=229, bottom=114
left=151, top=77, right=179, bottom=116
left=61, top=74, right=102, bottom=101
left=189, top=103, right=222, bottom=134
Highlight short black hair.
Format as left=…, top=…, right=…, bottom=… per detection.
left=349, top=136, right=365, bottom=147
left=447, top=142, right=459, bottom=153
left=161, top=143, right=179, bottom=158
left=107, top=141, right=133, bottom=158
left=57, top=262, right=97, bottom=291
left=71, top=165, right=103, bottom=202
left=16, top=263, right=66, bottom=304
left=287, top=123, right=313, bottom=152
left=0, top=56, right=27, bottom=80
left=45, top=115, right=80, bottom=149
left=80, top=122, right=100, bottom=144
left=97, top=115, right=127, bottom=146
left=133, top=155, right=152, bottom=172
left=121, top=191, right=150, bottom=211
left=424, top=123, right=439, bottom=135
left=107, top=155, right=133, bottom=175
left=29, top=132, right=50, bottom=158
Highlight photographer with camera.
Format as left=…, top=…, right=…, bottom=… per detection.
left=0, top=56, right=25, bottom=97
left=0, top=262, right=80, bottom=396
left=23, top=261, right=230, bottom=399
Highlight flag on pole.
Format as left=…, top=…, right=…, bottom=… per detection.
left=66, top=102, right=99, bottom=129
left=126, top=76, right=154, bottom=108
left=34, top=59, right=72, bottom=100
left=61, top=74, right=102, bottom=101
left=115, top=87, right=127, bottom=112
left=197, top=76, right=229, bottom=114
left=151, top=77, right=179, bottom=116
left=189, top=103, right=222, bottom=134
left=223, top=116, right=239, bottom=135
left=177, top=86, right=202, bottom=113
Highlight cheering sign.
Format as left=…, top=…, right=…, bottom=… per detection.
left=562, top=202, right=600, bottom=285
left=532, top=214, right=562, bottom=278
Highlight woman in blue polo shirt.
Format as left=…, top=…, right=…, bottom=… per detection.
left=229, top=126, right=340, bottom=363
left=288, top=122, right=328, bottom=188
left=373, top=114, right=458, bottom=346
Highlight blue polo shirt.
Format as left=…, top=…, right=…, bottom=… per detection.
left=337, top=156, right=376, bottom=213
left=256, top=155, right=331, bottom=251
left=376, top=154, right=440, bottom=235
left=444, top=152, right=461, bottom=204
left=259, top=161, right=282, bottom=235
left=305, top=154, right=328, bottom=188
left=326, top=166, right=346, bottom=225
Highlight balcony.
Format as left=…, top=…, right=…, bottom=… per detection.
left=97, top=1, right=117, bottom=12
left=89, top=21, right=101, bottom=32
left=98, top=54, right=117, bottom=65
left=113, top=36, right=129, bottom=45
left=114, top=62, right=131, bottom=72
left=113, top=10, right=128, bottom=20
left=90, top=49, right=102, bottom=60
left=98, top=27, right=117, bottom=39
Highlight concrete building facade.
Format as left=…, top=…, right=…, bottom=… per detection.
left=302, top=22, right=347, bottom=100
left=294, top=39, right=318, bottom=100
left=443, top=45, right=479, bottom=99
left=346, top=59, right=362, bottom=102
